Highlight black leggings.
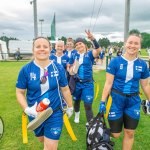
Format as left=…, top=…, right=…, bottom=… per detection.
left=74, top=100, right=93, bottom=122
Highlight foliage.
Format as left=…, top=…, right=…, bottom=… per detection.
left=141, top=32, right=150, bottom=48
left=129, top=29, right=141, bottom=35
left=98, top=38, right=110, bottom=48
left=0, top=36, right=18, bottom=49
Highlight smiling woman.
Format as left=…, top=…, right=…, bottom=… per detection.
left=16, top=37, right=73, bottom=150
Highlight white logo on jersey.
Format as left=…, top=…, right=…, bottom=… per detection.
left=50, top=71, right=58, bottom=77
left=120, top=64, right=123, bottom=69
left=62, top=60, right=67, bottom=63
left=135, top=66, right=142, bottom=71
left=134, top=109, right=140, bottom=116
left=30, top=72, right=36, bottom=80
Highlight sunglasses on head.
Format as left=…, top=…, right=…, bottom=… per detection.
left=40, top=69, right=48, bottom=84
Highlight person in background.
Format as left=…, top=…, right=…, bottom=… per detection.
left=116, top=48, right=122, bottom=56
left=64, top=38, right=77, bottom=59
left=99, top=48, right=105, bottom=65
left=147, top=48, right=150, bottom=71
left=50, top=40, right=69, bottom=71
left=68, top=30, right=101, bottom=124
left=14, top=48, right=22, bottom=61
left=16, top=37, right=73, bottom=150
left=99, top=33, right=150, bottom=150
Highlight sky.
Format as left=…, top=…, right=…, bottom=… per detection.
left=0, top=0, right=150, bottom=42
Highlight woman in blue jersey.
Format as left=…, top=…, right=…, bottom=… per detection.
left=16, top=37, right=73, bottom=150
left=68, top=30, right=101, bottom=123
left=99, top=34, right=150, bottom=150
left=50, top=40, right=69, bottom=70
left=64, top=39, right=77, bottom=59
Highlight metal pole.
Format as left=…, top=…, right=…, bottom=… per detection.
left=124, top=0, right=130, bottom=42
left=30, top=0, right=38, bottom=38
left=39, top=19, right=44, bottom=36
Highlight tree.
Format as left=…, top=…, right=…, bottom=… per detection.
left=141, top=32, right=150, bottom=48
left=129, top=29, right=141, bottom=35
left=98, top=38, right=110, bottom=48
left=59, top=36, right=67, bottom=44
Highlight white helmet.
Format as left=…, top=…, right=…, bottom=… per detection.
left=141, top=100, right=150, bottom=115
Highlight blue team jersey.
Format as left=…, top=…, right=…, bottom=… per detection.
left=69, top=50, right=94, bottom=80
left=107, top=56, right=149, bottom=93
left=49, top=54, right=69, bottom=70
left=64, top=49, right=77, bottom=58
left=99, top=51, right=105, bottom=59
left=50, top=49, right=56, bottom=54
left=16, top=61, right=68, bottom=110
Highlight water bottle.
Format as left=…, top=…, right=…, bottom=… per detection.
left=36, top=98, right=50, bottom=112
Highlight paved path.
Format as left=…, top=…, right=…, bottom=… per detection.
left=93, top=58, right=106, bottom=71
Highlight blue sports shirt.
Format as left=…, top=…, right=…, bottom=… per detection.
left=64, top=49, right=77, bottom=58
left=16, top=61, right=68, bottom=110
left=49, top=54, right=69, bottom=70
left=107, top=56, right=149, bottom=93
left=69, top=50, right=94, bottom=80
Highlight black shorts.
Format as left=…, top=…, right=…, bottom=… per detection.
left=108, top=113, right=139, bottom=133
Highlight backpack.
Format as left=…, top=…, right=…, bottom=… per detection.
left=86, top=113, right=114, bottom=150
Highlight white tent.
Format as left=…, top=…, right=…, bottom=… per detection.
left=0, top=40, right=8, bottom=60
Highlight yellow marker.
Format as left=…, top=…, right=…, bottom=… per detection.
left=22, top=112, right=28, bottom=144
left=104, top=96, right=112, bottom=119
left=94, top=84, right=100, bottom=100
left=94, top=82, right=97, bottom=98
left=63, top=113, right=77, bottom=141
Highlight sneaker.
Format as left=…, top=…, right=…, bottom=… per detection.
left=74, top=111, right=80, bottom=123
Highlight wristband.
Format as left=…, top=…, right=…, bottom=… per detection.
left=92, top=39, right=100, bottom=49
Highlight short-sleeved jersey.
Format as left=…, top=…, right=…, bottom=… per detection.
left=49, top=54, right=69, bottom=70
left=69, top=50, right=94, bottom=80
left=64, top=49, right=77, bottom=58
left=50, top=49, right=56, bottom=55
left=107, top=56, right=149, bottom=93
left=99, top=51, right=105, bottom=59
left=16, top=61, right=68, bottom=110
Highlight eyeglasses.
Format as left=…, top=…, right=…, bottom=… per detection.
left=40, top=69, right=48, bottom=84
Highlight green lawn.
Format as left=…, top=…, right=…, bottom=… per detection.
left=0, top=61, right=150, bottom=150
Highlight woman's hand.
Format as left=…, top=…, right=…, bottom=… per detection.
left=85, top=30, right=95, bottom=41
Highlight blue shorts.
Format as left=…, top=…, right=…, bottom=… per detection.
left=73, top=82, right=94, bottom=104
left=30, top=109, right=63, bottom=140
left=108, top=92, right=141, bottom=120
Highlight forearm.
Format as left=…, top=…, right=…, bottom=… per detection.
left=16, top=88, right=28, bottom=110
left=61, top=86, right=73, bottom=107
left=142, top=85, right=150, bottom=100
left=101, top=85, right=111, bottom=101
left=91, top=39, right=101, bottom=57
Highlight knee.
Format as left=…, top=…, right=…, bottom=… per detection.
left=124, top=129, right=135, bottom=139
left=84, top=103, right=92, bottom=110
left=111, top=132, right=121, bottom=138
left=37, top=136, right=44, bottom=143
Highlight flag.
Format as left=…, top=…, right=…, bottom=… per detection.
left=51, top=13, right=56, bottom=40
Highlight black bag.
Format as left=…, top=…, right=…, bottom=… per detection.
left=86, top=113, right=114, bottom=150
left=68, top=75, right=76, bottom=94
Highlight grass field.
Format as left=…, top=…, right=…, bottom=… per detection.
left=0, top=61, right=150, bottom=150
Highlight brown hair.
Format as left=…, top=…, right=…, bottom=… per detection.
left=32, top=37, right=51, bottom=49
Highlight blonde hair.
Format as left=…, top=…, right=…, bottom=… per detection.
left=56, top=40, right=65, bottom=46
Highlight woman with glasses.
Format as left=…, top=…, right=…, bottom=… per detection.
left=16, top=37, right=73, bottom=150
left=99, top=33, right=150, bottom=150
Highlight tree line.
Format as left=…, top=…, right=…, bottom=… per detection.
left=1, top=29, right=150, bottom=50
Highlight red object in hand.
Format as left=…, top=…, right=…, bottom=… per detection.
left=36, top=98, right=50, bottom=112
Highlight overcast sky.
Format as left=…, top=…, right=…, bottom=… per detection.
left=0, top=0, right=150, bottom=41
